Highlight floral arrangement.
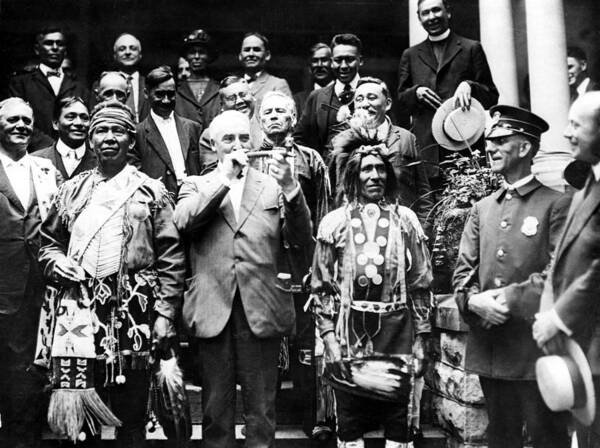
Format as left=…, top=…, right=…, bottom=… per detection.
left=428, top=150, right=501, bottom=293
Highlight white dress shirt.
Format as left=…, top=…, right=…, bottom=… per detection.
left=151, top=110, right=187, bottom=183
left=56, top=140, right=86, bottom=177
left=39, top=63, right=63, bottom=96
left=577, top=77, right=591, bottom=99
left=218, top=165, right=248, bottom=222
left=0, top=152, right=31, bottom=208
left=334, top=74, right=360, bottom=98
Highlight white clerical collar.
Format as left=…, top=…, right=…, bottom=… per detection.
left=334, top=75, right=360, bottom=97
left=39, top=63, right=63, bottom=78
left=504, top=174, right=534, bottom=190
left=151, top=109, right=174, bottom=124
left=56, top=140, right=86, bottom=160
left=0, top=151, right=30, bottom=168
left=577, top=77, right=591, bottom=97
left=429, top=29, right=451, bottom=42
left=592, top=162, right=600, bottom=182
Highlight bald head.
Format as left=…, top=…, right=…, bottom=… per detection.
left=0, top=98, right=34, bottom=157
left=209, top=110, right=252, bottom=161
left=565, top=91, right=600, bottom=164
left=96, top=71, right=129, bottom=104
left=113, top=33, right=142, bottom=70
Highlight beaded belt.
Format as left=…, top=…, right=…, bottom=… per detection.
left=350, top=300, right=407, bottom=313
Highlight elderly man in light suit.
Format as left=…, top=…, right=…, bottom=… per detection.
left=174, top=110, right=312, bottom=448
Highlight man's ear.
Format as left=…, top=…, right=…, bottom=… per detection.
left=34, top=44, right=41, bottom=57
left=519, top=140, right=533, bottom=159
left=265, top=51, right=272, bottom=63
left=358, top=56, right=364, bottom=68
left=144, top=87, right=149, bottom=100
left=385, top=97, right=392, bottom=113
left=582, top=60, right=588, bottom=72
left=210, top=139, right=217, bottom=152
left=52, top=120, right=59, bottom=132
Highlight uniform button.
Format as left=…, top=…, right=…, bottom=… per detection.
left=166, top=170, right=172, bottom=175
left=506, top=193, right=512, bottom=200
left=500, top=220, right=508, bottom=229
left=497, top=248, right=505, bottom=258
left=494, top=277, right=504, bottom=287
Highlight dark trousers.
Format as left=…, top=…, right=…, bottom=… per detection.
left=574, top=376, right=600, bottom=448
left=334, top=389, right=409, bottom=442
left=0, top=301, right=45, bottom=448
left=479, top=377, right=570, bottom=448
left=197, top=296, right=280, bottom=448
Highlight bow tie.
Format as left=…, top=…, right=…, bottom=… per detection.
left=46, top=70, right=61, bottom=78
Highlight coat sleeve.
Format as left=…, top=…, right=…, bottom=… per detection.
left=129, top=125, right=144, bottom=169
left=466, top=42, right=499, bottom=109
left=173, top=176, right=229, bottom=235
left=397, top=49, right=420, bottom=115
left=275, top=78, right=293, bottom=97
left=293, top=90, right=319, bottom=149
left=151, top=188, right=185, bottom=320
left=282, top=187, right=313, bottom=248
left=452, top=204, right=483, bottom=326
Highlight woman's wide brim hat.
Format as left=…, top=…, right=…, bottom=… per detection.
left=324, top=355, right=412, bottom=402
left=536, top=337, right=596, bottom=426
left=431, top=97, right=486, bottom=151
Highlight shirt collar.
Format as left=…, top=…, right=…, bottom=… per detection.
left=151, top=109, right=174, bottom=124
left=244, top=71, right=263, bottom=82
left=334, top=74, right=360, bottom=96
left=428, top=29, right=451, bottom=42
left=97, top=164, right=134, bottom=189
left=592, top=161, right=600, bottom=182
left=0, top=151, right=30, bottom=169
left=39, top=63, right=63, bottom=77
left=217, top=163, right=248, bottom=182
left=503, top=174, right=534, bottom=190
left=314, top=80, right=333, bottom=91
left=56, top=139, right=86, bottom=160
left=120, top=70, right=139, bottom=81
left=577, top=77, right=591, bottom=97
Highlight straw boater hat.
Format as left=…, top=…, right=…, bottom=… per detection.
left=536, top=337, right=595, bottom=426
left=431, top=97, right=486, bottom=151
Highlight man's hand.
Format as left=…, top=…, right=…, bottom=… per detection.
left=453, top=81, right=472, bottom=111
left=533, top=310, right=561, bottom=349
left=322, top=332, right=350, bottom=381
left=53, top=258, right=85, bottom=286
left=222, top=149, right=248, bottom=181
left=412, top=334, right=429, bottom=377
left=468, top=288, right=510, bottom=328
left=416, top=86, right=443, bottom=110
left=269, top=148, right=297, bottom=195
left=153, top=315, right=177, bottom=355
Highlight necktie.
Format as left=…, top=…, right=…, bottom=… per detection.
left=339, top=83, right=354, bottom=105
left=125, top=75, right=136, bottom=119
left=47, top=70, right=61, bottom=78
left=67, top=149, right=78, bottom=161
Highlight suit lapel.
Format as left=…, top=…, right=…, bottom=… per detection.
left=236, top=169, right=264, bottom=231
left=174, top=115, right=189, bottom=161
left=177, top=81, right=200, bottom=107
left=0, top=161, right=25, bottom=213
left=557, top=179, right=600, bottom=260
left=438, top=33, right=462, bottom=74
left=198, top=80, right=219, bottom=107
left=52, top=146, right=69, bottom=179
left=145, top=117, right=176, bottom=173
left=32, top=69, right=55, bottom=97
left=417, top=41, right=438, bottom=72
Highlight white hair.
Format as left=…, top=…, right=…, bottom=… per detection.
left=0, top=97, right=33, bottom=118
left=209, top=110, right=251, bottom=141
left=259, top=91, right=297, bottom=128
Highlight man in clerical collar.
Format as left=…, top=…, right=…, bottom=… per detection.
left=567, top=46, right=599, bottom=103
left=8, top=26, right=89, bottom=151
left=238, top=32, right=292, bottom=110
left=294, top=42, right=333, bottom=117
left=294, top=33, right=364, bottom=159
left=453, top=105, right=570, bottom=448
left=112, top=33, right=148, bottom=122
left=397, top=0, right=498, bottom=183
left=130, top=65, right=202, bottom=195
left=33, top=96, right=97, bottom=179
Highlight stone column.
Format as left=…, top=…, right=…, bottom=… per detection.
left=525, top=0, right=572, bottom=189
left=479, top=0, right=519, bottom=105
left=408, top=0, right=427, bottom=46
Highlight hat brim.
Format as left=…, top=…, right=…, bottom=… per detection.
left=431, top=98, right=485, bottom=151
left=565, top=338, right=596, bottom=426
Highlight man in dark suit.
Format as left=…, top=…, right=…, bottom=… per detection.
left=175, top=29, right=221, bottom=128
left=0, top=98, right=60, bottom=448
left=174, top=110, right=312, bottom=448
left=8, top=26, right=89, bottom=151
left=453, top=106, right=570, bottom=448
left=397, top=0, right=498, bottom=181
left=239, top=32, right=292, bottom=111
left=33, top=96, right=97, bottom=179
left=293, top=42, right=333, bottom=118
left=568, top=46, right=600, bottom=104
left=532, top=92, right=600, bottom=447
left=130, top=66, right=202, bottom=196
left=294, top=33, right=363, bottom=162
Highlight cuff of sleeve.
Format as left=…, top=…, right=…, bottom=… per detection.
left=219, top=173, right=231, bottom=188
left=154, top=301, right=177, bottom=321
left=283, top=183, right=301, bottom=202
left=550, top=309, right=573, bottom=336
left=318, top=321, right=335, bottom=338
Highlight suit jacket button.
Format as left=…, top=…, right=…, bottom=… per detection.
left=500, top=220, right=508, bottom=229
left=496, top=248, right=505, bottom=259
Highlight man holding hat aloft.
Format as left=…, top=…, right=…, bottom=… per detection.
left=453, top=105, right=571, bottom=448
